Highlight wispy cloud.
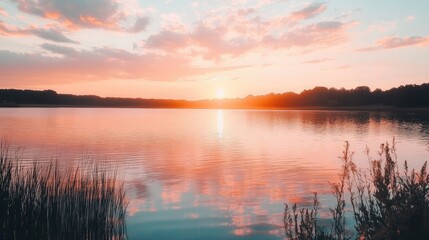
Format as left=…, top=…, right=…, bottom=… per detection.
left=301, top=58, right=332, bottom=64
left=0, top=47, right=253, bottom=86
left=287, top=2, right=327, bottom=21
left=367, top=20, right=396, bottom=33
left=404, top=15, right=415, bottom=22
left=0, top=7, right=8, bottom=16
left=262, top=21, right=353, bottom=49
left=336, top=64, right=351, bottom=69
left=30, top=28, right=79, bottom=43
left=0, top=20, right=78, bottom=43
left=40, top=43, right=78, bottom=55
left=357, top=36, right=429, bottom=52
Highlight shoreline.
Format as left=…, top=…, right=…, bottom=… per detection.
left=2, top=104, right=429, bottom=112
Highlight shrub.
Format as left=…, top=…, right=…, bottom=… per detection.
left=284, top=140, right=429, bottom=240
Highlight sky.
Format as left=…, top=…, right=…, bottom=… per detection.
left=0, top=0, right=428, bottom=100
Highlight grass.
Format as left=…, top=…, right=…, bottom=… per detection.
left=0, top=141, right=128, bottom=240
left=284, top=140, right=429, bottom=240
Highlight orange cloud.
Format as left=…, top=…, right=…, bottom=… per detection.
left=45, top=11, right=61, bottom=20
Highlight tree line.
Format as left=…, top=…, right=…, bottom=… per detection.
left=1, top=83, right=429, bottom=108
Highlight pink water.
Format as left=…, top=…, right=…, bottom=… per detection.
left=1, top=108, right=428, bottom=239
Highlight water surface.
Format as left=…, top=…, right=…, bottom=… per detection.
left=1, top=108, right=429, bottom=239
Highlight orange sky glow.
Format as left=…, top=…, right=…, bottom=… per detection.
left=1, top=0, right=428, bottom=99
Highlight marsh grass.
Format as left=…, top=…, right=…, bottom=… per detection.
left=283, top=193, right=335, bottom=240
left=284, top=140, right=429, bottom=240
left=0, top=141, right=128, bottom=240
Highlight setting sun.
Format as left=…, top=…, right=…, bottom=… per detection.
left=216, top=88, right=225, bottom=99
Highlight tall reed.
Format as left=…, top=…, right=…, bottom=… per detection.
left=0, top=141, right=128, bottom=240
left=350, top=141, right=429, bottom=239
left=284, top=140, right=429, bottom=240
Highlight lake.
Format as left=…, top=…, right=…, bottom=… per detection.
left=1, top=108, right=429, bottom=239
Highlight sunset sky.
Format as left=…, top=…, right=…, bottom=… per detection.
left=1, top=0, right=428, bottom=100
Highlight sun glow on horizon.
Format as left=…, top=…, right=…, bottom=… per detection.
left=215, top=88, right=225, bottom=99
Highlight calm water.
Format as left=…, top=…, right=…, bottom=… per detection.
left=1, top=108, right=429, bottom=239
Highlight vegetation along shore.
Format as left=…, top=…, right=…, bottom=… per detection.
left=0, top=141, right=128, bottom=240
left=1, top=83, right=429, bottom=109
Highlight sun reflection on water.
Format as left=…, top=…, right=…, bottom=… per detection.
left=217, top=109, right=223, bottom=139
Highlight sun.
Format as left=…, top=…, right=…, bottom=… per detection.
left=216, top=88, right=225, bottom=99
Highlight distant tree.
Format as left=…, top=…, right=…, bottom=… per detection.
left=2, top=83, right=429, bottom=108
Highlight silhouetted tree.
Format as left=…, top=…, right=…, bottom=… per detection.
left=2, top=83, right=429, bottom=108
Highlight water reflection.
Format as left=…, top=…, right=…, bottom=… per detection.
left=0, top=108, right=429, bottom=239
left=217, top=109, right=223, bottom=139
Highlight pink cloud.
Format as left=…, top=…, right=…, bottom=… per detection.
left=1, top=0, right=357, bottom=87
left=0, top=46, right=252, bottom=86
left=0, top=20, right=78, bottom=43
left=0, top=21, right=24, bottom=36
left=128, top=16, right=150, bottom=33
left=0, top=7, right=8, bottom=17
left=288, top=2, right=327, bottom=22
left=141, top=3, right=353, bottom=61
left=161, top=13, right=188, bottom=32
left=336, top=64, right=351, bottom=69
left=145, top=31, right=190, bottom=52
left=13, top=0, right=120, bottom=29
left=263, top=21, right=353, bottom=49
left=405, top=15, right=415, bottom=22
left=357, top=36, right=429, bottom=51
left=367, top=20, right=396, bottom=33
left=11, top=0, right=149, bottom=32
left=378, top=36, right=429, bottom=48
left=301, top=58, right=333, bottom=64
left=190, top=24, right=258, bottom=61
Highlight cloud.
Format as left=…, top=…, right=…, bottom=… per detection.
left=0, top=21, right=20, bottom=36
left=190, top=24, right=258, bottom=61
left=357, top=36, right=429, bottom=51
left=13, top=0, right=120, bottom=29
left=0, top=0, right=356, bottom=86
left=301, top=58, right=332, bottom=64
left=11, top=0, right=149, bottom=32
left=145, top=31, right=190, bottom=51
left=404, top=15, right=415, bottom=22
left=0, top=7, right=8, bottom=16
left=367, top=20, right=396, bottom=33
left=141, top=2, right=353, bottom=61
left=29, top=28, right=79, bottom=43
left=128, top=16, right=150, bottom=33
left=288, top=2, right=327, bottom=21
left=40, top=43, right=78, bottom=55
left=161, top=13, right=188, bottom=32
left=263, top=21, right=352, bottom=49
left=0, top=20, right=78, bottom=43
left=336, top=64, right=351, bottom=69
left=0, top=48, right=252, bottom=86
